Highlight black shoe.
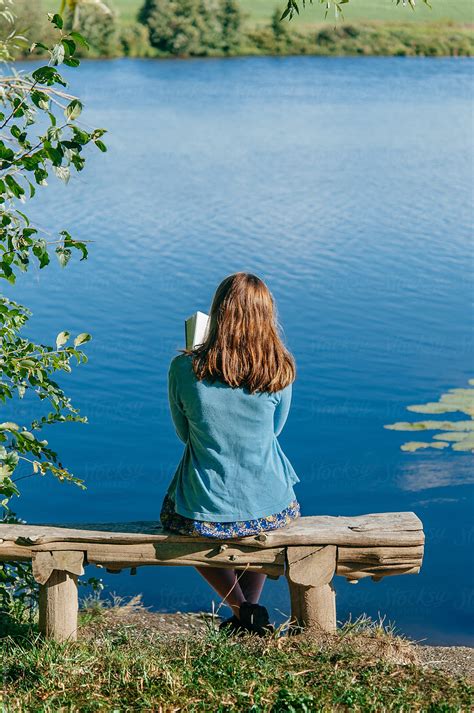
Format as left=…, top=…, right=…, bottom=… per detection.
left=219, top=615, right=247, bottom=635
left=239, top=602, right=273, bottom=636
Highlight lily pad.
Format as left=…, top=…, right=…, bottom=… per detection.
left=400, top=441, right=450, bottom=452
left=432, top=432, right=467, bottom=442
left=385, top=379, right=474, bottom=454
left=452, top=435, right=474, bottom=452
left=385, top=420, right=473, bottom=432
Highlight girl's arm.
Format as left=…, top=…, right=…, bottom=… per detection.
left=168, top=362, right=189, bottom=443
left=274, top=383, right=292, bottom=437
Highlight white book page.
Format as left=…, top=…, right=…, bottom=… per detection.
left=185, top=311, right=209, bottom=350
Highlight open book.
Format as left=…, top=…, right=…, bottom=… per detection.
left=185, top=311, right=210, bottom=350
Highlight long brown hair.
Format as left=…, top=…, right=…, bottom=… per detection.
left=190, top=273, right=295, bottom=393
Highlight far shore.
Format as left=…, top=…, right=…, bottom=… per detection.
left=14, top=20, right=474, bottom=62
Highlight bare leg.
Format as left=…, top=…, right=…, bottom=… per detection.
left=238, top=571, right=267, bottom=604
left=195, top=566, right=245, bottom=617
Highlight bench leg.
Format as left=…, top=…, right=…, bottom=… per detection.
left=288, top=580, right=336, bottom=632
left=285, top=545, right=337, bottom=633
left=38, top=569, right=79, bottom=642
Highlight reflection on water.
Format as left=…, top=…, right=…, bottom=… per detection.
left=399, top=459, right=474, bottom=492
left=7, top=56, right=474, bottom=645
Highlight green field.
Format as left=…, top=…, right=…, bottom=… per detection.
left=113, top=0, right=474, bottom=25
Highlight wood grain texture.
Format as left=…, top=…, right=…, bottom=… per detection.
left=286, top=545, right=336, bottom=587
left=38, top=569, right=79, bottom=642
left=337, top=545, right=424, bottom=564
left=288, top=580, right=337, bottom=633
left=1, top=541, right=284, bottom=568
left=32, top=550, right=84, bottom=585
left=339, top=565, right=421, bottom=581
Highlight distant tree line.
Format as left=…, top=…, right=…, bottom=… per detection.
left=2, top=0, right=472, bottom=60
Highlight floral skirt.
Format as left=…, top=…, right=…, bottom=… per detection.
left=160, top=493, right=300, bottom=539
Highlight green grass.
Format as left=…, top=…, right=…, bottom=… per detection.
left=112, top=0, right=139, bottom=22
left=112, top=0, right=474, bottom=26
left=1, top=622, right=472, bottom=711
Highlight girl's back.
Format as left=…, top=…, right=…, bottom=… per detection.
left=167, top=352, right=298, bottom=522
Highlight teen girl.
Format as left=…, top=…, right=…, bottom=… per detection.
left=160, top=273, right=300, bottom=635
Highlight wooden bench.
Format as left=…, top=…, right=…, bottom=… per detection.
left=0, top=512, right=424, bottom=642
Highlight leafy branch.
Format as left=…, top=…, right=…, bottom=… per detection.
left=0, top=10, right=106, bottom=517
left=280, top=0, right=432, bottom=22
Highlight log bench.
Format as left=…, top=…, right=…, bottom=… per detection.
left=0, top=511, right=424, bottom=642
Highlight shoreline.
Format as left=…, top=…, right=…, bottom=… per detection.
left=15, top=50, right=474, bottom=65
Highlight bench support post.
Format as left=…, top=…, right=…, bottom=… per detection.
left=286, top=545, right=337, bottom=633
left=38, top=569, right=79, bottom=642
left=32, top=550, right=84, bottom=642
left=288, top=580, right=336, bottom=632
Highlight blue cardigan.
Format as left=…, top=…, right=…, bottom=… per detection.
left=166, top=354, right=299, bottom=522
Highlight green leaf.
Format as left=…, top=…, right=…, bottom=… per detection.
left=65, top=99, right=83, bottom=121
left=34, top=168, right=48, bottom=185
left=74, top=241, right=88, bottom=260
left=94, top=140, right=107, bottom=153
left=32, top=244, right=50, bottom=269
left=74, top=333, right=92, bottom=347
left=10, top=125, right=23, bottom=141
left=5, top=175, right=25, bottom=199
left=0, top=143, right=15, bottom=163
left=69, top=31, right=89, bottom=50
left=56, top=331, right=70, bottom=349
left=62, top=38, right=76, bottom=56
left=72, top=127, right=91, bottom=145
left=63, top=57, right=80, bottom=68
left=47, top=111, right=57, bottom=128
left=22, top=154, right=41, bottom=171
left=45, top=144, right=63, bottom=166
left=32, top=66, right=67, bottom=87
left=48, top=12, right=63, bottom=29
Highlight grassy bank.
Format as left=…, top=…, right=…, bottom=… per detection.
left=245, top=20, right=473, bottom=57
left=1, top=604, right=473, bottom=711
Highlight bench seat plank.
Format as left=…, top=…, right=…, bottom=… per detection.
left=0, top=512, right=424, bottom=548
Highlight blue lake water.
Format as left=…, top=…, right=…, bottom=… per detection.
left=8, top=57, right=473, bottom=645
